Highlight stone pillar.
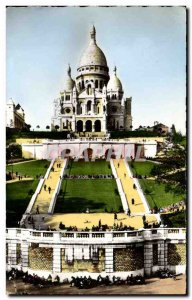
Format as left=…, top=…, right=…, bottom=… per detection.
left=83, top=104, right=86, bottom=115
left=105, top=247, right=113, bottom=273
left=102, top=118, right=107, bottom=132
left=8, top=241, right=17, bottom=267
left=91, top=103, right=94, bottom=114
left=158, top=241, right=165, bottom=268
left=83, top=122, right=86, bottom=132
left=53, top=246, right=61, bottom=273
left=164, top=242, right=168, bottom=268
left=144, top=242, right=153, bottom=277
left=92, top=124, right=95, bottom=132
left=71, top=120, right=75, bottom=131
left=21, top=242, right=29, bottom=271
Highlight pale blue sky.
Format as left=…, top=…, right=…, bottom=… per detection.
left=6, top=6, right=186, bottom=133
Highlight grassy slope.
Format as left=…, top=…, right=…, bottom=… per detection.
left=6, top=159, right=50, bottom=178
left=54, top=179, right=122, bottom=213
left=139, top=179, right=184, bottom=209
left=66, top=160, right=112, bottom=175
left=6, top=180, right=39, bottom=227
left=129, top=161, right=155, bottom=176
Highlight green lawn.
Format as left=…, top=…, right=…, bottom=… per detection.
left=54, top=179, right=122, bottom=213
left=6, top=180, right=39, bottom=227
left=6, top=159, right=50, bottom=178
left=128, top=161, right=155, bottom=176
left=139, top=179, right=184, bottom=209
left=66, top=160, right=112, bottom=175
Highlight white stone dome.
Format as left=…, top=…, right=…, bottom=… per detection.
left=107, top=67, right=123, bottom=91
left=79, top=26, right=107, bottom=68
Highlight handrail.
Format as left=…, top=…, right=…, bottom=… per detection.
left=48, top=159, right=68, bottom=214
left=6, top=227, right=186, bottom=243
left=110, top=159, right=129, bottom=213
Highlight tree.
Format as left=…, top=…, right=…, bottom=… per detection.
left=55, top=125, right=59, bottom=131
left=46, top=125, right=50, bottom=131
left=171, top=124, right=176, bottom=135
left=6, top=144, right=22, bottom=161
left=26, top=124, right=31, bottom=131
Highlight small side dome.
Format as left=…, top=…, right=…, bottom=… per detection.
left=64, top=65, right=75, bottom=91
left=7, top=98, right=15, bottom=105
left=107, top=66, right=123, bottom=91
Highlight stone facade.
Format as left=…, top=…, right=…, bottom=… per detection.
left=168, top=243, right=186, bottom=266
left=29, top=244, right=53, bottom=271
left=6, top=228, right=186, bottom=280
left=51, top=26, right=132, bottom=134
left=114, top=246, right=144, bottom=272
left=6, top=98, right=26, bottom=129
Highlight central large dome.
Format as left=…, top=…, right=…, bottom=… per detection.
left=79, top=26, right=108, bottom=68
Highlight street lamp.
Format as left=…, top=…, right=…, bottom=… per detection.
left=10, top=153, right=13, bottom=179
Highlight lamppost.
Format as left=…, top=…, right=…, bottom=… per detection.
left=10, top=152, right=13, bottom=179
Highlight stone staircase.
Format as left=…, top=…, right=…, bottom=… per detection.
left=113, top=159, right=146, bottom=214
left=31, top=159, right=64, bottom=214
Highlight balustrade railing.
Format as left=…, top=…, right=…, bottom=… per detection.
left=6, top=228, right=186, bottom=243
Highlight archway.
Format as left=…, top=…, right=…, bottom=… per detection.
left=105, top=148, right=116, bottom=160
left=76, top=120, right=83, bottom=132
left=82, top=148, right=93, bottom=160
left=61, top=149, right=71, bottom=158
left=95, top=120, right=101, bottom=132
left=135, top=144, right=145, bottom=158
left=86, top=120, right=92, bottom=132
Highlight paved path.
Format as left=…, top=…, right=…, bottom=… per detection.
left=31, top=159, right=64, bottom=214
left=113, top=159, right=146, bottom=214
left=6, top=177, right=33, bottom=184
left=7, top=159, right=36, bottom=166
left=44, top=213, right=157, bottom=230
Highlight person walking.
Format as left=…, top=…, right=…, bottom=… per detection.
left=44, top=184, right=47, bottom=191
left=131, top=198, right=135, bottom=205
left=142, top=214, right=146, bottom=223
left=48, top=186, right=51, bottom=194
left=36, top=205, right=40, bottom=214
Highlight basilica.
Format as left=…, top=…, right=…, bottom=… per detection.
left=51, top=26, right=132, bottom=134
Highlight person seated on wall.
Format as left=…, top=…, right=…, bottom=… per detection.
left=59, top=222, right=65, bottom=230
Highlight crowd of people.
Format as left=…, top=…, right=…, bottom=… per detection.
left=58, top=219, right=135, bottom=232
left=63, top=174, right=114, bottom=180
left=7, top=268, right=145, bottom=291
left=70, top=274, right=145, bottom=289
left=159, top=200, right=185, bottom=214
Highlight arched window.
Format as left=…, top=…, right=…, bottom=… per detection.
left=76, top=120, right=83, bottom=132
left=100, top=81, right=103, bottom=89
left=95, top=120, right=101, bottom=132
left=103, top=105, right=106, bottom=112
left=97, top=107, right=100, bottom=114
left=82, top=81, right=85, bottom=89
left=85, top=120, right=92, bottom=132
left=87, top=84, right=92, bottom=95
left=87, top=100, right=92, bottom=112
left=95, top=80, right=98, bottom=88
